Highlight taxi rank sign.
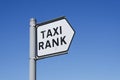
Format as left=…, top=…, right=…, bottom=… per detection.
left=36, top=17, right=75, bottom=58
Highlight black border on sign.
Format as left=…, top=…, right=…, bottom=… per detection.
left=35, top=16, right=75, bottom=60
left=36, top=16, right=66, bottom=27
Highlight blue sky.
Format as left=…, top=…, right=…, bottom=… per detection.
left=0, top=0, right=120, bottom=80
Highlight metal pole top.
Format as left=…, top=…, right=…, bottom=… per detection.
left=30, top=18, right=36, bottom=27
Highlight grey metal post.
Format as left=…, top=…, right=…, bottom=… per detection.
left=29, top=18, right=37, bottom=80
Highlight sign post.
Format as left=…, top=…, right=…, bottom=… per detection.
left=29, top=18, right=37, bottom=80
left=29, top=16, right=75, bottom=80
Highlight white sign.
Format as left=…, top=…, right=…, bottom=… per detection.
left=36, top=17, right=75, bottom=58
